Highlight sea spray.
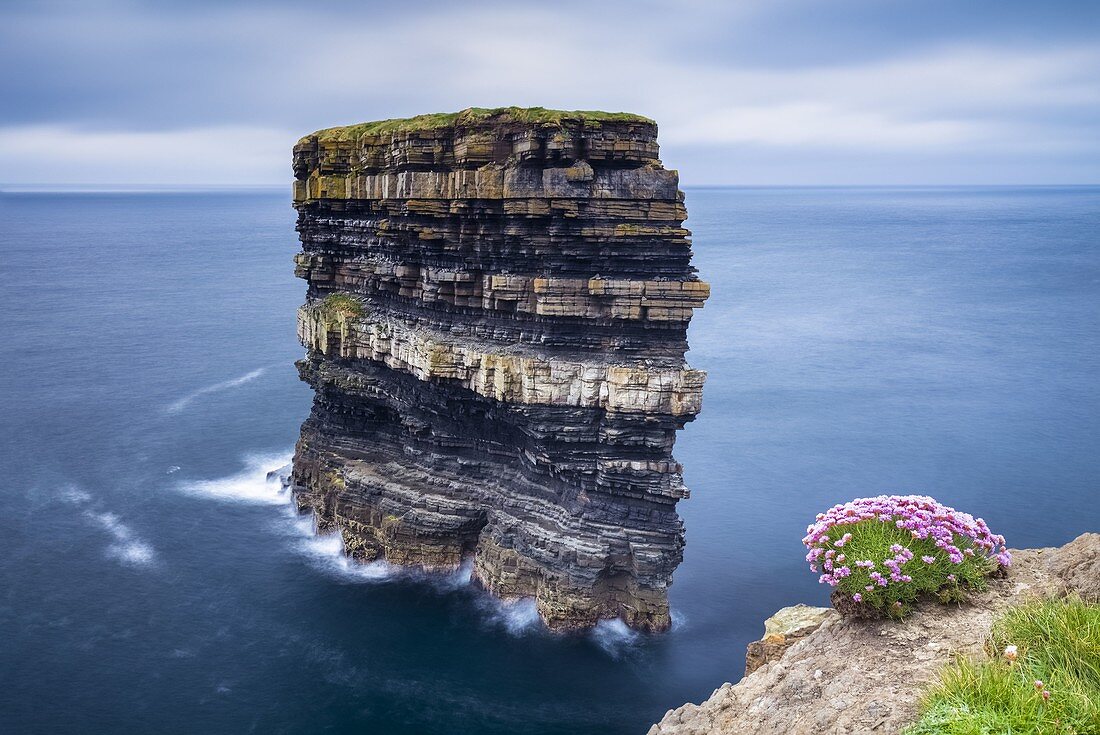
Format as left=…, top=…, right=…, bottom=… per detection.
left=590, top=618, right=641, bottom=657
left=56, top=485, right=157, bottom=567
left=181, top=452, right=292, bottom=505
left=177, top=453, right=668, bottom=644
left=475, top=597, right=542, bottom=635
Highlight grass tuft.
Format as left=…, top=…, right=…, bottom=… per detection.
left=318, top=293, right=363, bottom=319
left=904, top=596, right=1100, bottom=734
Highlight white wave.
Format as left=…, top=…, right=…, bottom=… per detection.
left=180, top=454, right=400, bottom=580
left=590, top=618, right=642, bottom=657
left=166, top=465, right=181, bottom=474
left=83, top=510, right=157, bottom=567
left=441, top=560, right=475, bottom=590
left=166, top=367, right=268, bottom=414
left=301, top=540, right=401, bottom=581
left=285, top=511, right=399, bottom=581
left=281, top=507, right=478, bottom=589
left=182, top=453, right=557, bottom=625
left=107, top=540, right=157, bottom=566
left=670, top=608, right=687, bottom=630
left=182, top=452, right=292, bottom=505
left=477, top=596, right=542, bottom=635
left=58, top=485, right=92, bottom=504
left=179, top=455, right=680, bottom=639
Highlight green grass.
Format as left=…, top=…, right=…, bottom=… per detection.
left=304, top=106, right=653, bottom=143
left=824, top=518, right=995, bottom=617
left=318, top=293, right=363, bottom=319
left=904, top=596, right=1100, bottom=735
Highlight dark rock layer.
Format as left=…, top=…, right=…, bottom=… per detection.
left=289, top=107, right=709, bottom=631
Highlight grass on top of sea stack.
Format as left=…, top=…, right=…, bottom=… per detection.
left=803, top=495, right=1009, bottom=618
left=306, top=107, right=655, bottom=143
left=904, top=596, right=1100, bottom=735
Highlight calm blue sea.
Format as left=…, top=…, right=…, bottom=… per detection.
left=1, top=186, right=1097, bottom=734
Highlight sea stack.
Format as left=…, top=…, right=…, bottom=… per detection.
left=289, top=107, right=709, bottom=631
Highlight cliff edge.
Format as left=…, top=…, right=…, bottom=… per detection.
left=289, top=107, right=708, bottom=631
left=650, top=533, right=1100, bottom=734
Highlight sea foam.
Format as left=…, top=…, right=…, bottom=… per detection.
left=182, top=452, right=292, bottom=505
left=166, top=367, right=268, bottom=414
left=56, top=485, right=158, bottom=567
left=590, top=618, right=641, bottom=657
left=475, top=596, right=543, bottom=635
left=83, top=509, right=157, bottom=567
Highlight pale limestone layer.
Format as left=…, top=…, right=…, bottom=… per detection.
left=297, top=302, right=705, bottom=416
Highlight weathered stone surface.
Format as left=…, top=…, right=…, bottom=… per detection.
left=744, top=604, right=833, bottom=676
left=648, top=533, right=1100, bottom=734
left=289, top=107, right=708, bottom=631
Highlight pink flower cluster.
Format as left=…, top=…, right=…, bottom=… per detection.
left=802, top=495, right=1010, bottom=589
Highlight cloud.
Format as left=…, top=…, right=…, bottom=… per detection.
left=656, top=45, right=1100, bottom=151
left=656, top=104, right=974, bottom=149
left=0, top=1, right=1097, bottom=184
left=0, top=124, right=292, bottom=185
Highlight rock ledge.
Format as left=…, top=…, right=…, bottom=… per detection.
left=650, top=533, right=1099, bottom=734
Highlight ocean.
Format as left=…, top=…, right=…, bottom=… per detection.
left=1, top=186, right=1097, bottom=733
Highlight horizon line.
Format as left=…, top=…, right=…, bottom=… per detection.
left=3, top=183, right=1099, bottom=194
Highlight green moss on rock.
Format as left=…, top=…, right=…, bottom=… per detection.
left=318, top=293, right=363, bottom=319
left=302, top=106, right=654, bottom=145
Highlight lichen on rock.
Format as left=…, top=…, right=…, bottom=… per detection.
left=288, top=107, right=708, bottom=631
left=744, top=604, right=833, bottom=676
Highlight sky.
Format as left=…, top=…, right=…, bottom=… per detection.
left=1, top=0, right=1098, bottom=186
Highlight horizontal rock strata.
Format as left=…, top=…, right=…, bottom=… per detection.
left=289, top=107, right=708, bottom=631
left=650, top=533, right=1100, bottom=734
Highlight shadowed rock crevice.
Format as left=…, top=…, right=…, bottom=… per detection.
left=289, top=107, right=709, bottom=631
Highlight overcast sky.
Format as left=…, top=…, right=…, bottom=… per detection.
left=2, top=0, right=1097, bottom=185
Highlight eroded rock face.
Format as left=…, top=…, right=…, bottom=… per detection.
left=289, top=107, right=709, bottom=631
left=743, top=604, right=833, bottom=676
left=649, top=533, right=1100, bottom=735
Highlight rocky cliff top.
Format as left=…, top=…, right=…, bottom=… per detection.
left=303, top=106, right=655, bottom=143
left=650, top=533, right=1100, bottom=735
left=292, top=107, right=663, bottom=191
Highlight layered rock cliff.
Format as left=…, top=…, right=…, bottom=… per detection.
left=650, top=533, right=1100, bottom=734
left=289, top=107, right=708, bottom=631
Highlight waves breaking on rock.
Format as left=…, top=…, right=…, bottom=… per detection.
left=173, top=450, right=672, bottom=646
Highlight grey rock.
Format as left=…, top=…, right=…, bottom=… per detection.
left=288, top=108, right=709, bottom=631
